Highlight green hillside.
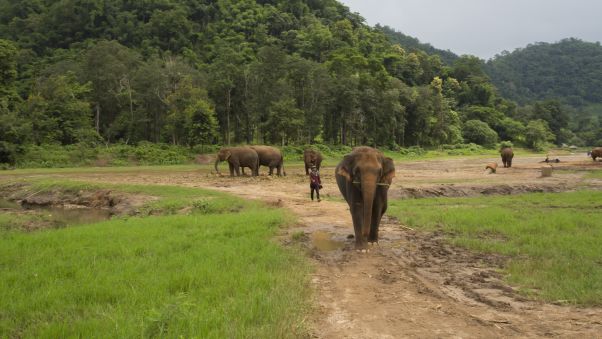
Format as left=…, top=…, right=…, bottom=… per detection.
left=485, top=38, right=602, bottom=106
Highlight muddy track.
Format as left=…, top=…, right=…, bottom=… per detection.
left=6, top=155, right=601, bottom=338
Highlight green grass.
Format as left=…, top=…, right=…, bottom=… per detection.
left=586, top=170, right=602, bottom=179
left=388, top=191, right=602, bottom=305
left=0, top=181, right=310, bottom=338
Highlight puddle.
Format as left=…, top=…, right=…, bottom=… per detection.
left=32, top=206, right=112, bottom=226
left=0, top=198, right=112, bottom=227
left=311, top=231, right=345, bottom=251
left=0, top=199, right=20, bottom=209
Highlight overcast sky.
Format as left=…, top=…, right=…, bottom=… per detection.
left=338, top=0, right=602, bottom=60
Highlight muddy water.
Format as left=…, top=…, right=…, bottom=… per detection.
left=0, top=198, right=111, bottom=227
left=310, top=230, right=345, bottom=251
left=33, top=206, right=112, bottom=226
left=0, top=199, right=20, bottom=209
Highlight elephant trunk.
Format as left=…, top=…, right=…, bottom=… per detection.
left=214, top=158, right=221, bottom=173
left=361, top=175, right=377, bottom=239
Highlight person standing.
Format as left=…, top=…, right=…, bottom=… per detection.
left=309, top=165, right=322, bottom=202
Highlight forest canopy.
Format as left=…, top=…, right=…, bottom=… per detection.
left=1, top=0, right=600, bottom=165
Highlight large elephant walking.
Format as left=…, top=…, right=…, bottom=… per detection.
left=335, top=147, right=396, bottom=250
left=250, top=145, right=286, bottom=176
left=591, top=147, right=602, bottom=161
left=500, top=147, right=514, bottom=168
left=304, top=149, right=323, bottom=175
left=214, top=147, right=259, bottom=176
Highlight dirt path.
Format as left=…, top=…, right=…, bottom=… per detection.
left=15, top=155, right=602, bottom=338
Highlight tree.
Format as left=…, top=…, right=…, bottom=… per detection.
left=463, top=120, right=498, bottom=148
left=185, top=99, right=218, bottom=146
left=207, top=43, right=245, bottom=145
left=529, top=100, right=569, bottom=143
left=265, top=98, right=304, bottom=145
left=0, top=39, right=20, bottom=113
left=22, top=73, right=93, bottom=145
left=80, top=40, right=141, bottom=140
left=165, top=77, right=208, bottom=145
left=525, top=119, right=555, bottom=151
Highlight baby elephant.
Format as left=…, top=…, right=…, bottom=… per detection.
left=485, top=162, right=497, bottom=173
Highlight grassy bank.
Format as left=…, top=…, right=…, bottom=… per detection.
left=0, top=180, right=310, bottom=338
left=4, top=142, right=547, bottom=169
left=388, top=191, right=602, bottom=305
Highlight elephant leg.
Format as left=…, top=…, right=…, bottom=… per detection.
left=351, top=203, right=366, bottom=249
left=268, top=166, right=274, bottom=176
left=370, top=192, right=389, bottom=243
left=229, top=163, right=235, bottom=177
left=234, top=165, right=241, bottom=176
left=277, top=164, right=282, bottom=176
left=305, top=164, right=309, bottom=175
left=241, top=167, right=246, bottom=175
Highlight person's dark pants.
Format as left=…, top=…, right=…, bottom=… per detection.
left=310, top=184, right=320, bottom=201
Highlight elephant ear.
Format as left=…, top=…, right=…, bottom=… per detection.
left=381, top=157, right=395, bottom=184
left=225, top=150, right=232, bottom=160
left=336, top=155, right=353, bottom=182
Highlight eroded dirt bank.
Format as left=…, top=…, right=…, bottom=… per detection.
left=2, top=155, right=601, bottom=337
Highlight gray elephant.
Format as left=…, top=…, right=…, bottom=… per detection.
left=250, top=145, right=286, bottom=176
left=335, top=147, right=395, bottom=250
left=500, top=147, right=514, bottom=168
left=214, top=147, right=259, bottom=176
left=304, top=149, right=323, bottom=175
left=591, top=147, right=602, bottom=161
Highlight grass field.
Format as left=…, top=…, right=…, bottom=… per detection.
left=388, top=191, right=602, bottom=305
left=0, top=180, right=310, bottom=338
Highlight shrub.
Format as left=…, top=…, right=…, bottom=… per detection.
left=398, top=146, right=426, bottom=157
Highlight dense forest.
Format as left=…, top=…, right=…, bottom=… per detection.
left=0, top=0, right=600, bottom=165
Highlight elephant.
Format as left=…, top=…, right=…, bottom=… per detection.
left=304, top=149, right=323, bottom=175
left=250, top=146, right=286, bottom=176
left=335, top=146, right=396, bottom=250
left=591, top=147, right=602, bottom=161
left=500, top=147, right=514, bottom=168
left=214, top=147, right=259, bottom=177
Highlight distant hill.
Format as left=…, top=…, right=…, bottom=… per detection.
left=377, top=25, right=459, bottom=65
left=485, top=38, right=602, bottom=107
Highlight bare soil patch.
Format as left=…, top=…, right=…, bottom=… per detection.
left=3, top=155, right=601, bottom=337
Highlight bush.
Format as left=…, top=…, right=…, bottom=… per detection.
left=499, top=140, right=513, bottom=149
left=440, top=143, right=485, bottom=155
left=398, top=146, right=426, bottom=157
